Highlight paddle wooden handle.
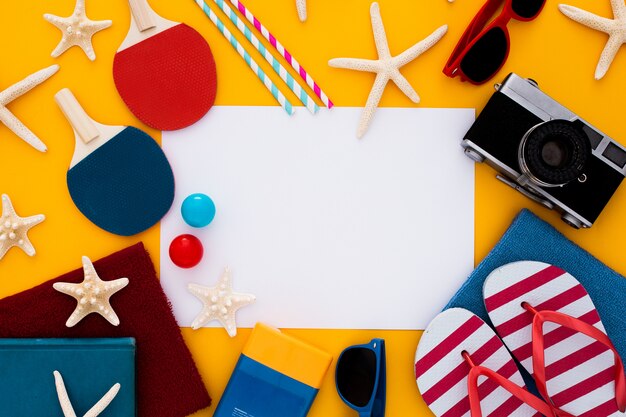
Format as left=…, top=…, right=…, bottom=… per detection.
left=55, top=88, right=100, bottom=144
left=128, top=0, right=157, bottom=32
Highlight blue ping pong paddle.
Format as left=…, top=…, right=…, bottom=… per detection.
left=55, top=88, right=174, bottom=236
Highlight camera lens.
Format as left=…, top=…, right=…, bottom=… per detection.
left=541, top=137, right=570, bottom=168
left=518, top=120, right=591, bottom=187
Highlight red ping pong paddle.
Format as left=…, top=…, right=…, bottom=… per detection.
left=113, top=0, right=217, bottom=130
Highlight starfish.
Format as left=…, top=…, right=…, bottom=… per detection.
left=44, top=0, right=112, bottom=61
left=0, top=65, right=59, bottom=152
left=53, top=256, right=129, bottom=327
left=560, top=0, right=626, bottom=79
left=0, top=194, right=45, bottom=260
left=296, top=0, right=307, bottom=22
left=54, top=370, right=120, bottom=417
left=188, top=268, right=255, bottom=337
left=329, top=2, right=447, bottom=138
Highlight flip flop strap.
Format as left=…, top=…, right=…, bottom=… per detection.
left=462, top=352, right=557, bottom=417
left=525, top=304, right=626, bottom=413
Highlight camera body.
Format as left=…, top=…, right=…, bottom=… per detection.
left=463, top=73, right=626, bottom=228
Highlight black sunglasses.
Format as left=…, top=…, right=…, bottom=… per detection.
left=336, top=339, right=386, bottom=417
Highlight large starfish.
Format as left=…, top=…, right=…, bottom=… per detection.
left=0, top=65, right=59, bottom=152
left=188, top=268, right=255, bottom=337
left=0, top=194, right=45, bottom=260
left=44, top=0, right=112, bottom=61
left=53, top=256, right=129, bottom=327
left=329, top=2, right=447, bottom=138
left=54, top=370, right=120, bottom=417
left=560, top=0, right=626, bottom=79
left=296, top=0, right=307, bottom=22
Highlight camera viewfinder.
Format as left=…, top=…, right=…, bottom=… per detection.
left=603, top=142, right=626, bottom=168
left=579, top=123, right=604, bottom=150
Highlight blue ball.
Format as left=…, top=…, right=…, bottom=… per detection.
left=181, top=193, right=216, bottom=228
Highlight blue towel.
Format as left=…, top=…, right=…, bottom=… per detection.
left=445, top=209, right=626, bottom=383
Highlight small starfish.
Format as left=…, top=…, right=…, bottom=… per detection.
left=329, top=2, right=447, bottom=138
left=0, top=65, right=59, bottom=152
left=188, top=268, right=255, bottom=337
left=54, top=370, right=120, bottom=417
left=44, top=0, right=112, bottom=61
left=0, top=194, right=45, bottom=260
left=53, top=256, right=129, bottom=327
left=560, top=0, right=626, bottom=79
left=296, top=0, right=307, bottom=22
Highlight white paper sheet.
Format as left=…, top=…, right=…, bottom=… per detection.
left=161, top=106, right=475, bottom=329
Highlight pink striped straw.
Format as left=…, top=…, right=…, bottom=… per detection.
left=228, top=0, right=334, bottom=108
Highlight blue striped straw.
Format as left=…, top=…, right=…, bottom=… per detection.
left=214, top=0, right=319, bottom=114
left=193, top=0, right=295, bottom=115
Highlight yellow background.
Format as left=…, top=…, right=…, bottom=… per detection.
left=1, top=0, right=626, bottom=415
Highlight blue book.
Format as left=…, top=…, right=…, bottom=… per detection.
left=215, top=324, right=332, bottom=417
left=0, top=338, right=135, bottom=417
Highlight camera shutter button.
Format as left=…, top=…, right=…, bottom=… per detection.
left=526, top=78, right=540, bottom=88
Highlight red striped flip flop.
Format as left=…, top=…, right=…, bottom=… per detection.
left=484, top=261, right=626, bottom=417
left=415, top=308, right=556, bottom=417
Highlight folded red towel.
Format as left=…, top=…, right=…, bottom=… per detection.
left=0, top=242, right=211, bottom=417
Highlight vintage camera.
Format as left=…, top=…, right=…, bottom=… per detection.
left=463, top=73, right=626, bottom=228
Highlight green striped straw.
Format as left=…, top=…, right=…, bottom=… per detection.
left=214, top=0, right=318, bottom=114
left=193, top=0, right=294, bottom=115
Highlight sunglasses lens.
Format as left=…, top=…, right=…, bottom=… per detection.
left=460, top=27, right=508, bottom=84
left=337, top=347, right=377, bottom=407
left=512, top=0, right=545, bottom=19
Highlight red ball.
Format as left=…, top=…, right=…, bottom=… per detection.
left=169, top=234, right=204, bottom=268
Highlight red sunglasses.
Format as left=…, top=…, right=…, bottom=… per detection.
left=444, top=0, right=546, bottom=85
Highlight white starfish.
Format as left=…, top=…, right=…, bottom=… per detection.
left=296, top=0, right=307, bottom=22
left=0, top=65, right=59, bottom=152
left=0, top=194, right=45, bottom=260
left=560, top=0, right=626, bottom=79
left=44, top=0, right=112, bottom=61
left=329, top=2, right=447, bottom=138
left=54, top=370, right=120, bottom=417
left=188, top=268, right=255, bottom=337
left=53, top=256, right=129, bottom=327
